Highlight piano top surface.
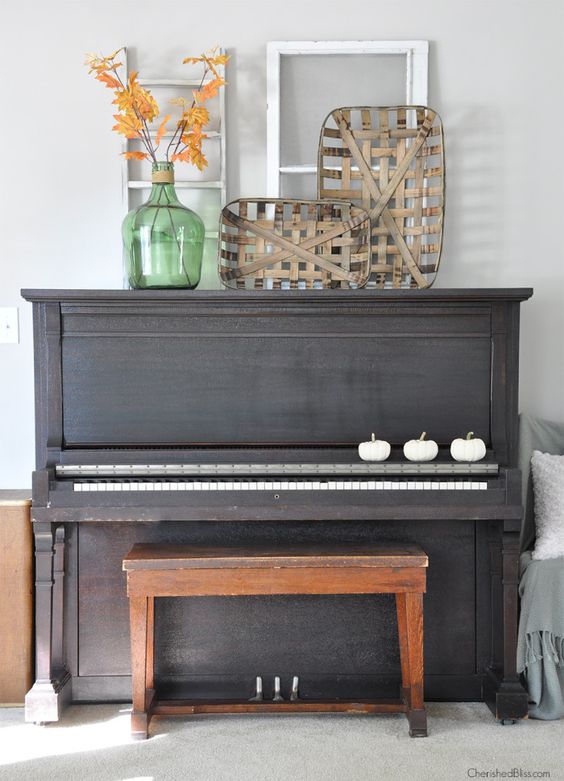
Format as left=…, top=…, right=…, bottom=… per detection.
left=21, top=288, right=534, bottom=304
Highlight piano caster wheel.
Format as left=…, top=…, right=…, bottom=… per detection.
left=500, top=718, right=516, bottom=726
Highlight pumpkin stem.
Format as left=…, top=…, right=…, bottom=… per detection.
left=419, top=431, right=427, bottom=441
left=466, top=431, right=474, bottom=440
left=371, top=433, right=376, bottom=442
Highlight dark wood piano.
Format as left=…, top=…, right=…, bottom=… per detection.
left=21, top=287, right=532, bottom=724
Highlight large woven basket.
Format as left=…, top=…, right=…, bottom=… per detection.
left=219, top=198, right=371, bottom=289
left=317, top=106, right=445, bottom=289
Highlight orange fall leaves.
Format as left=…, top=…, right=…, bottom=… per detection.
left=86, top=47, right=228, bottom=170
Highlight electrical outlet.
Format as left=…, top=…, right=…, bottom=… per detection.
left=0, top=307, right=19, bottom=344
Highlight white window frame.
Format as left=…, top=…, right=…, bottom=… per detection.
left=266, top=40, right=429, bottom=197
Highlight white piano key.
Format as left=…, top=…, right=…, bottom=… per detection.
left=70, top=473, right=492, bottom=493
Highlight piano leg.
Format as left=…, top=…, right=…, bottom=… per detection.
left=483, top=528, right=528, bottom=722
left=24, top=522, right=71, bottom=723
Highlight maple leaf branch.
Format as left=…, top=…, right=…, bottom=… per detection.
left=168, top=62, right=211, bottom=160
left=111, top=65, right=157, bottom=163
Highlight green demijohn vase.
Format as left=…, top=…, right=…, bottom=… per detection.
left=122, top=161, right=205, bottom=289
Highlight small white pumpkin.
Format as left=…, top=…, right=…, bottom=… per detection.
left=358, top=433, right=391, bottom=462
left=450, top=431, right=486, bottom=462
left=403, top=431, right=438, bottom=462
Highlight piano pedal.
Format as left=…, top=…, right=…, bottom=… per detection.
left=290, top=675, right=299, bottom=701
left=273, top=676, right=284, bottom=702
left=249, top=675, right=263, bottom=702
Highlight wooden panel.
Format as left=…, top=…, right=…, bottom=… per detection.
left=76, top=519, right=474, bottom=681
left=123, top=543, right=428, bottom=570
left=0, top=493, right=33, bottom=704
left=127, top=566, right=426, bottom=597
left=61, top=333, right=491, bottom=446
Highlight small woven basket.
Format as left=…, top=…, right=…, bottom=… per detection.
left=219, top=198, right=371, bottom=289
left=317, top=106, right=445, bottom=289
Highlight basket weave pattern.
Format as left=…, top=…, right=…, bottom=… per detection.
left=317, top=106, right=444, bottom=289
left=219, top=199, right=371, bottom=289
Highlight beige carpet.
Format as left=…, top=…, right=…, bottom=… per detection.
left=0, top=703, right=563, bottom=781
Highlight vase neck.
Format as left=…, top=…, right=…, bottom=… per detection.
left=147, top=161, right=178, bottom=204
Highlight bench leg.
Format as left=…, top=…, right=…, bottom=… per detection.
left=395, top=593, right=411, bottom=706
left=404, top=592, right=427, bottom=737
left=146, top=597, right=154, bottom=690
left=129, top=596, right=152, bottom=739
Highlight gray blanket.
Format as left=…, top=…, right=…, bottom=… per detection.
left=517, top=414, right=564, bottom=719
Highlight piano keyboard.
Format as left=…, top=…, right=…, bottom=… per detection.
left=73, top=479, right=489, bottom=492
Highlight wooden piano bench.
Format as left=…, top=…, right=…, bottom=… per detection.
left=122, top=543, right=429, bottom=740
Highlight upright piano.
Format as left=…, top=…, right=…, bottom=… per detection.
left=21, top=287, right=532, bottom=723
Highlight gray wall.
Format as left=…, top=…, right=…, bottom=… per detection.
left=0, top=0, right=563, bottom=487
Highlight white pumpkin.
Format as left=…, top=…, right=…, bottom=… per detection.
left=358, top=433, right=391, bottom=462
left=403, top=431, right=438, bottom=462
left=450, top=431, right=486, bottom=462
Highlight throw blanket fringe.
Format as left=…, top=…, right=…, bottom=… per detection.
left=522, top=631, right=564, bottom=670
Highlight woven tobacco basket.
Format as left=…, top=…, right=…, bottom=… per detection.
left=317, top=106, right=445, bottom=289
left=219, top=198, right=371, bottom=289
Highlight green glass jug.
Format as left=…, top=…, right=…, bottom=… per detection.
left=122, top=161, right=205, bottom=289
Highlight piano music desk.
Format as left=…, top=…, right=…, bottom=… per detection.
left=123, top=543, right=429, bottom=739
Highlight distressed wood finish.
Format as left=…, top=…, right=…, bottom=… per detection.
left=20, top=288, right=532, bottom=725
left=317, top=107, right=444, bottom=288
left=124, top=543, right=428, bottom=738
left=219, top=199, right=371, bottom=289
